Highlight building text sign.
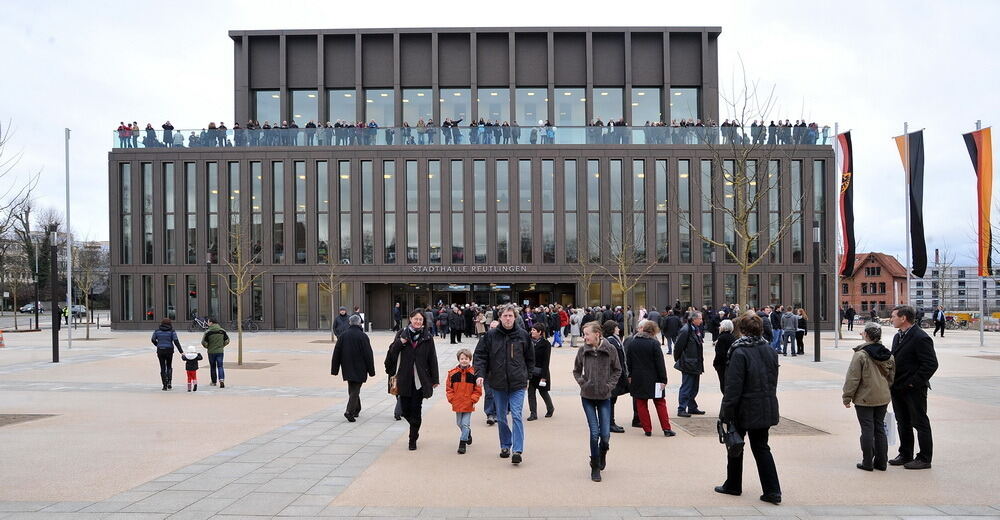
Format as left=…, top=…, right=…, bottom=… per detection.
left=410, top=265, right=529, bottom=273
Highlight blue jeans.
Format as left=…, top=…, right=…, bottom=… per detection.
left=456, top=412, right=471, bottom=441
left=678, top=373, right=700, bottom=412
left=770, top=331, right=782, bottom=352
left=581, top=397, right=611, bottom=459
left=491, top=388, right=525, bottom=452
left=782, top=330, right=796, bottom=355
left=208, top=352, right=225, bottom=383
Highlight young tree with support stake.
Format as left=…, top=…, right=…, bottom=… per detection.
left=73, top=240, right=108, bottom=340
left=676, top=65, right=807, bottom=310
left=601, top=210, right=655, bottom=337
left=319, top=261, right=347, bottom=342
left=221, top=221, right=263, bottom=365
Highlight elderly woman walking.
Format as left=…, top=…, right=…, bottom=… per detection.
left=712, top=319, right=737, bottom=391
left=843, top=322, right=895, bottom=471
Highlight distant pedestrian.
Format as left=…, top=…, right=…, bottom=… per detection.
left=385, top=309, right=440, bottom=451
left=931, top=306, right=946, bottom=337
left=392, top=302, right=402, bottom=332
left=843, top=322, right=895, bottom=471
left=334, top=307, right=351, bottom=339
left=151, top=318, right=184, bottom=391
left=200, top=317, right=230, bottom=388
left=446, top=349, right=482, bottom=454
left=526, top=324, right=554, bottom=421
left=713, top=319, right=736, bottom=391
left=181, top=345, right=203, bottom=392
left=331, top=314, right=377, bottom=422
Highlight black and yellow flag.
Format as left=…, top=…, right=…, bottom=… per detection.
left=963, top=127, right=994, bottom=277
left=894, top=130, right=927, bottom=278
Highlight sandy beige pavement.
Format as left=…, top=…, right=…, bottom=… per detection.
left=334, top=328, right=1000, bottom=507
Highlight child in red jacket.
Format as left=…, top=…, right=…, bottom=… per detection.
left=446, top=348, right=482, bottom=454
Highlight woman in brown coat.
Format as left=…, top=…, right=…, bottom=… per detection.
left=842, top=322, right=896, bottom=471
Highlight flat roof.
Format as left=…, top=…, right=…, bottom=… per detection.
left=228, top=26, right=722, bottom=39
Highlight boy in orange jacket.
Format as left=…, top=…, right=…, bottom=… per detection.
left=447, top=348, right=482, bottom=454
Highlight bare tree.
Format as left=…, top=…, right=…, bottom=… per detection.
left=601, top=210, right=656, bottom=336
left=675, top=61, right=806, bottom=309
left=5, top=247, right=30, bottom=330
left=73, top=239, right=108, bottom=339
left=221, top=220, right=264, bottom=365
left=569, top=255, right=598, bottom=309
left=318, top=261, right=347, bottom=342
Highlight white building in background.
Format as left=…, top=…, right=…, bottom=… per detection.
left=910, top=265, right=1000, bottom=313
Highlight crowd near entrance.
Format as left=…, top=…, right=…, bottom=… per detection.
left=375, top=282, right=576, bottom=326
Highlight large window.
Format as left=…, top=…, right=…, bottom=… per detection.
left=474, top=160, right=487, bottom=263
left=142, top=275, right=154, bottom=320
left=272, top=161, right=285, bottom=263
left=361, top=161, right=374, bottom=264
left=164, top=275, right=176, bottom=320
left=402, top=89, right=432, bottom=125
left=328, top=89, right=356, bottom=123
left=478, top=88, right=510, bottom=122
left=564, top=159, right=578, bottom=264
left=294, top=161, right=307, bottom=263
left=120, top=275, right=133, bottom=321
left=254, top=90, right=280, bottom=123
left=767, top=160, right=781, bottom=263
left=700, top=160, right=714, bottom=263
left=440, top=89, right=471, bottom=122
left=450, top=160, right=464, bottom=263
left=723, top=160, right=736, bottom=261
left=207, top=162, right=219, bottom=264
left=518, top=159, right=533, bottom=264
left=141, top=163, right=153, bottom=264
left=515, top=88, right=548, bottom=124
left=428, top=160, right=441, bottom=264
left=229, top=162, right=241, bottom=262
left=296, top=283, right=309, bottom=329
left=317, top=161, right=329, bottom=264
left=593, top=88, right=623, bottom=122
left=669, top=88, right=700, bottom=121
left=555, top=88, right=585, bottom=125
left=496, top=160, right=510, bottom=264
left=120, top=163, right=132, bottom=264
left=291, top=90, right=319, bottom=125
left=655, top=159, right=668, bottom=263
left=406, top=160, right=418, bottom=263
left=791, top=160, right=804, bottom=263
left=384, top=161, right=396, bottom=264
left=163, top=163, right=175, bottom=264
left=339, top=161, right=352, bottom=264
left=542, top=160, right=555, bottom=263
left=678, top=160, right=691, bottom=263
left=631, top=88, right=662, bottom=124
left=587, top=159, right=601, bottom=264
left=184, top=162, right=196, bottom=264
left=251, top=162, right=263, bottom=262
left=186, top=275, right=197, bottom=320
left=632, top=159, right=646, bottom=263
left=365, top=89, right=395, bottom=126
left=814, top=160, right=826, bottom=262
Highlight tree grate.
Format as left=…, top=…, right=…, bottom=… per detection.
left=671, top=415, right=829, bottom=436
left=0, top=414, right=57, bottom=428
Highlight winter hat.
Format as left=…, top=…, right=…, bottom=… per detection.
left=186, top=345, right=197, bottom=353
left=183, top=345, right=199, bottom=360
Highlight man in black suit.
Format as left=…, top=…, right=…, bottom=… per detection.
left=845, top=306, right=856, bottom=331
left=931, top=306, right=946, bottom=337
left=888, top=305, right=939, bottom=470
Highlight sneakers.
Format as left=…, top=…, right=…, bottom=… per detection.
left=499, top=448, right=510, bottom=458
left=457, top=441, right=467, bottom=454
left=487, top=415, right=496, bottom=426
left=511, top=452, right=522, bottom=465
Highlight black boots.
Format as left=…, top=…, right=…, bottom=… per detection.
left=408, top=425, right=420, bottom=451
left=526, top=413, right=538, bottom=421
left=457, top=440, right=467, bottom=454
left=590, top=457, right=602, bottom=482
left=599, top=444, right=609, bottom=470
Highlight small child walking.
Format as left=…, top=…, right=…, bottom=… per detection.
left=446, top=348, right=482, bottom=454
left=182, top=345, right=203, bottom=392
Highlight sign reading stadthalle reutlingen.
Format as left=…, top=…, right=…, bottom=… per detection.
left=409, top=265, right=529, bottom=273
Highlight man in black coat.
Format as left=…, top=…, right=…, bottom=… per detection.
left=448, top=306, right=465, bottom=344
left=331, top=315, right=376, bottom=422
left=663, top=310, right=682, bottom=354
left=673, top=311, right=706, bottom=417
left=333, top=307, right=351, bottom=339
left=474, top=304, right=534, bottom=464
left=845, top=306, right=856, bottom=331
left=888, top=305, right=938, bottom=470
left=392, top=302, right=402, bottom=332
left=464, top=305, right=475, bottom=339
left=931, top=306, right=946, bottom=337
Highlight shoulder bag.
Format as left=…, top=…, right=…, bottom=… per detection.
left=717, top=419, right=745, bottom=458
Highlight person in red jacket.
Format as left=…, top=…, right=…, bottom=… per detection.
left=446, top=348, right=482, bottom=454
left=558, top=306, right=570, bottom=347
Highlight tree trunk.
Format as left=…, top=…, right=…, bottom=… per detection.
left=330, top=293, right=336, bottom=342
left=623, top=287, right=632, bottom=337
left=85, top=294, right=91, bottom=340
left=12, top=292, right=17, bottom=331
left=237, top=298, right=244, bottom=365
left=738, top=269, right=751, bottom=311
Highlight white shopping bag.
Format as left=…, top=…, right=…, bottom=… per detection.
left=884, top=411, right=897, bottom=446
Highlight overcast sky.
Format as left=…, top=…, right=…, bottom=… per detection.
left=2, top=0, right=997, bottom=269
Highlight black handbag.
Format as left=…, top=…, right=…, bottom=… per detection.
left=717, top=419, right=745, bottom=458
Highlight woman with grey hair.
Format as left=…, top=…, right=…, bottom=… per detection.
left=712, top=319, right=736, bottom=391
left=842, top=322, right=896, bottom=471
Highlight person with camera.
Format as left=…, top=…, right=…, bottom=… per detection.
left=715, top=312, right=782, bottom=505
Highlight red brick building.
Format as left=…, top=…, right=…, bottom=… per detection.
left=840, top=252, right=908, bottom=318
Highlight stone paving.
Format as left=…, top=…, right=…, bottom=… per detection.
left=0, top=327, right=998, bottom=518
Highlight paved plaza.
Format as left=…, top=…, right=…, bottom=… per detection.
left=0, top=324, right=998, bottom=519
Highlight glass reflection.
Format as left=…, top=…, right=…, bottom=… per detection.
left=328, top=89, right=356, bottom=123
left=402, top=89, right=432, bottom=126
left=365, top=89, right=395, bottom=126
left=516, top=88, right=548, bottom=125
left=670, top=88, right=700, bottom=121
left=440, top=89, right=470, bottom=122
left=477, top=88, right=509, bottom=122
left=291, top=90, right=318, bottom=125
left=554, top=88, right=585, bottom=126
left=593, top=88, right=623, bottom=122
left=255, top=90, right=280, bottom=124
left=631, top=88, right=661, bottom=124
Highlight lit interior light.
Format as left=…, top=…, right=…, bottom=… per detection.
left=637, top=173, right=645, bottom=178
left=600, top=92, right=608, bottom=96
left=380, top=93, right=388, bottom=97
left=579, top=98, right=586, bottom=102
left=631, top=102, right=639, bottom=106
left=383, top=174, right=393, bottom=179
left=527, top=92, right=535, bottom=96
left=563, top=92, right=571, bottom=96
left=344, top=93, right=352, bottom=97
left=439, top=98, right=444, bottom=102
left=679, top=174, right=688, bottom=178
left=637, top=92, right=645, bottom=96
left=417, top=92, right=425, bottom=96
left=299, top=175, right=306, bottom=180
left=453, top=92, right=462, bottom=96
left=366, top=99, right=373, bottom=103
left=271, top=94, right=279, bottom=99
left=211, top=190, right=218, bottom=194
left=490, top=92, right=498, bottom=96
left=294, top=114, right=302, bottom=118
left=233, top=190, right=240, bottom=194
left=307, top=93, right=316, bottom=98
left=340, top=175, right=350, bottom=179
left=402, top=99, right=409, bottom=103
left=674, top=92, right=683, bottom=96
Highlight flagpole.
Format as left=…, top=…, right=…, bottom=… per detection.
left=834, top=122, right=841, bottom=348
left=904, top=122, right=912, bottom=309
left=977, top=119, right=985, bottom=347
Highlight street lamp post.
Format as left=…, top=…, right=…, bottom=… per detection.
left=710, top=246, right=718, bottom=309
left=33, top=241, right=40, bottom=331
left=812, top=220, right=821, bottom=362
left=206, top=252, right=212, bottom=319
left=49, top=226, right=59, bottom=363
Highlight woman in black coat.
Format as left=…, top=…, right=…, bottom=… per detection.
left=602, top=320, right=629, bottom=433
left=385, top=309, right=440, bottom=450
left=625, top=320, right=676, bottom=437
left=526, top=323, right=554, bottom=420
left=713, top=320, right=737, bottom=391
left=716, top=312, right=782, bottom=504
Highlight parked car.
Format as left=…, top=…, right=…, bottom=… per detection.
left=71, top=305, right=88, bottom=318
left=19, top=302, right=46, bottom=313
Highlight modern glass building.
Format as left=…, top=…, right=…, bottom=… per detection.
left=108, top=27, right=836, bottom=330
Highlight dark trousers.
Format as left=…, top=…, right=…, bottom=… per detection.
left=527, top=379, right=553, bottom=416
left=483, top=380, right=496, bottom=418
left=846, top=319, right=854, bottom=331
left=156, top=349, right=174, bottom=386
left=678, top=373, right=700, bottom=412
left=891, top=387, right=933, bottom=462
left=399, top=389, right=425, bottom=440
left=450, top=330, right=462, bottom=344
left=932, top=322, right=945, bottom=337
left=346, top=381, right=363, bottom=418
left=716, top=367, right=726, bottom=392
left=855, top=404, right=888, bottom=468
left=724, top=427, right=781, bottom=496
left=795, top=331, right=805, bottom=355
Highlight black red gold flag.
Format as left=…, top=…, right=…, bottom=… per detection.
left=894, top=130, right=927, bottom=278
left=963, top=127, right=994, bottom=277
left=835, top=131, right=855, bottom=276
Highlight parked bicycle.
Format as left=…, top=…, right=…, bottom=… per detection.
left=188, top=315, right=210, bottom=332
left=231, top=318, right=260, bottom=332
